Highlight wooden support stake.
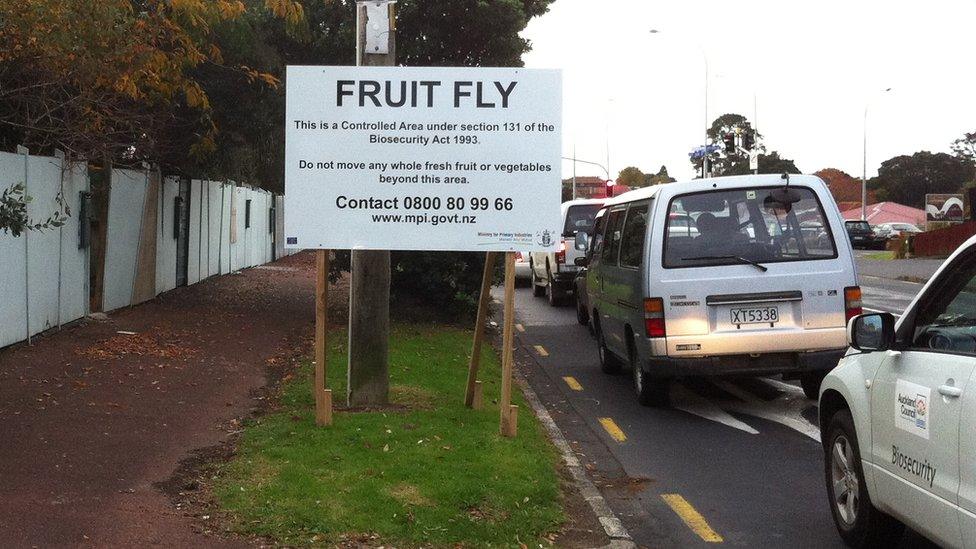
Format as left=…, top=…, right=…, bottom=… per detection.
left=499, top=252, right=518, bottom=438
left=315, top=249, right=333, bottom=426
left=465, top=252, right=497, bottom=407
left=471, top=381, right=484, bottom=410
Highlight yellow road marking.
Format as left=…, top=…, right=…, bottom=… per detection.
left=661, top=494, right=724, bottom=543
left=563, top=376, right=583, bottom=391
left=598, top=417, right=627, bottom=442
left=533, top=345, right=549, bottom=357
left=515, top=323, right=525, bottom=333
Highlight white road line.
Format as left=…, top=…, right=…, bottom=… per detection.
left=713, top=380, right=821, bottom=443
left=671, top=384, right=760, bottom=435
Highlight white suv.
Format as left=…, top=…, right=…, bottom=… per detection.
left=529, top=199, right=605, bottom=306
left=820, top=233, right=976, bottom=548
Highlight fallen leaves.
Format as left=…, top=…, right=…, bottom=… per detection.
left=77, top=329, right=198, bottom=361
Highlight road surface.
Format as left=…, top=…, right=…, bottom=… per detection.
left=504, top=271, right=936, bottom=547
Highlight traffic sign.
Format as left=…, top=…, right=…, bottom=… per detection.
left=284, top=66, right=562, bottom=252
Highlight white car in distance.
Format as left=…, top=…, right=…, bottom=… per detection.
left=819, top=233, right=976, bottom=548
left=529, top=199, right=605, bottom=306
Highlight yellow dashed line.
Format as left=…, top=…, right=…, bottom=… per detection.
left=661, top=494, right=724, bottom=543
left=598, top=417, right=627, bottom=442
left=533, top=345, right=549, bottom=357
left=562, top=376, right=583, bottom=391
left=515, top=323, right=525, bottom=333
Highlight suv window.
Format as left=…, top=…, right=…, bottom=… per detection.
left=601, top=208, right=626, bottom=266
left=846, top=221, right=871, bottom=232
left=619, top=204, right=648, bottom=268
left=663, top=186, right=837, bottom=269
left=910, top=254, right=976, bottom=354
left=589, top=210, right=608, bottom=256
left=564, top=204, right=603, bottom=236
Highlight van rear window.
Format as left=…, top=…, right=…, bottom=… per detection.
left=663, top=186, right=837, bottom=269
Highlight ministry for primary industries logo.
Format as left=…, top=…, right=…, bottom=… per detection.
left=537, top=229, right=553, bottom=247
left=895, top=379, right=931, bottom=439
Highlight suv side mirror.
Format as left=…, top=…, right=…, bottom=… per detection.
left=574, top=256, right=588, bottom=267
left=574, top=232, right=589, bottom=251
left=848, top=313, right=896, bottom=352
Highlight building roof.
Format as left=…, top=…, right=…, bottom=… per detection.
left=840, top=201, right=927, bottom=226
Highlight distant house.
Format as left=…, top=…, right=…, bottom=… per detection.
left=561, top=177, right=629, bottom=200
left=840, top=202, right=927, bottom=227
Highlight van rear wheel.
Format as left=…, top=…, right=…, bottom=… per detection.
left=631, top=346, right=670, bottom=407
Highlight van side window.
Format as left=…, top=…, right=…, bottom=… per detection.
left=602, top=209, right=625, bottom=266
left=619, top=204, right=648, bottom=268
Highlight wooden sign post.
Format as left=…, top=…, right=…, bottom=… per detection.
left=464, top=251, right=497, bottom=410
left=498, top=252, right=518, bottom=437
left=314, top=249, right=333, bottom=426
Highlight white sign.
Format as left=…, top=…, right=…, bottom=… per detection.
left=284, top=66, right=562, bottom=251
left=895, top=379, right=931, bottom=439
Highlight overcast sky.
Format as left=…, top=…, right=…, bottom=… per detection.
left=520, top=0, right=976, bottom=182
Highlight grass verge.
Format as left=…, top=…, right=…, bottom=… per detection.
left=213, top=323, right=564, bottom=547
left=862, top=251, right=894, bottom=260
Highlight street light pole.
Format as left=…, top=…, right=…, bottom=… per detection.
left=862, top=87, right=892, bottom=221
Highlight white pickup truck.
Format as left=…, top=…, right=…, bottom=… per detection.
left=529, top=198, right=605, bottom=306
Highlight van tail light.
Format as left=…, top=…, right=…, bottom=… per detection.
left=844, top=286, right=863, bottom=321
left=644, top=298, right=666, bottom=338
left=514, top=252, right=523, bottom=261
left=556, top=240, right=567, bottom=264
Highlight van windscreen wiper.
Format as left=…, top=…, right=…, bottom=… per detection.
left=681, top=255, right=769, bottom=272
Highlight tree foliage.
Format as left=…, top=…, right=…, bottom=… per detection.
left=616, top=166, right=645, bottom=187
left=870, top=151, right=973, bottom=207
left=0, top=0, right=304, bottom=167
left=815, top=167, right=874, bottom=209
left=689, top=113, right=762, bottom=176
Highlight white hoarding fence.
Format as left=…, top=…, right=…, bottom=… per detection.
left=284, top=66, right=562, bottom=252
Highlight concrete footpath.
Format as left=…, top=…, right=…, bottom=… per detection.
left=0, top=253, right=334, bottom=547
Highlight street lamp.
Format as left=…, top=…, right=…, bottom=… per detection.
left=862, top=87, right=893, bottom=221
left=562, top=156, right=611, bottom=198
left=650, top=29, right=710, bottom=177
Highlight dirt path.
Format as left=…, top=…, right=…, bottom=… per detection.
left=0, top=252, right=338, bottom=547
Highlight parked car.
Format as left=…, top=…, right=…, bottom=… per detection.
left=573, top=209, right=607, bottom=329
left=874, top=222, right=923, bottom=241
left=819, top=233, right=976, bottom=549
left=844, top=220, right=885, bottom=250
left=578, top=174, right=858, bottom=406
left=530, top=198, right=605, bottom=306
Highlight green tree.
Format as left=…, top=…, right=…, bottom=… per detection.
left=643, top=165, right=676, bottom=186
left=871, top=151, right=973, bottom=208
left=952, top=131, right=976, bottom=184
left=616, top=166, right=646, bottom=187
left=722, top=151, right=801, bottom=177
left=690, top=113, right=761, bottom=176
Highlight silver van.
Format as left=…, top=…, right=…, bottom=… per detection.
left=579, top=174, right=859, bottom=406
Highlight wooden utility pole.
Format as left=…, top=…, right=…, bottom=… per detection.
left=348, top=1, right=395, bottom=406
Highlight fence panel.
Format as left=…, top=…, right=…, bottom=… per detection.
left=58, top=162, right=90, bottom=325
left=155, top=176, right=179, bottom=295
left=26, top=155, right=65, bottom=336
left=103, top=169, right=148, bottom=312
left=0, top=152, right=29, bottom=347
left=187, top=179, right=203, bottom=285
